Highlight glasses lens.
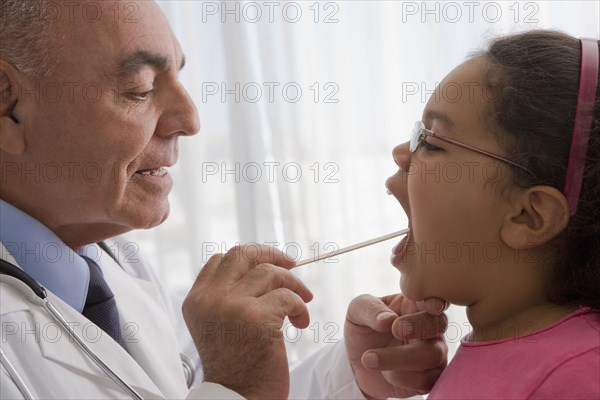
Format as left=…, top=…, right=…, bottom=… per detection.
left=410, top=121, right=422, bottom=152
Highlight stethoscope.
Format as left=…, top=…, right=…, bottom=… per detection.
left=0, top=254, right=195, bottom=400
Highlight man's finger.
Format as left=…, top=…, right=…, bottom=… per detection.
left=260, top=288, right=311, bottom=329
left=212, top=245, right=296, bottom=283
left=361, top=339, right=447, bottom=372
left=235, top=263, right=313, bottom=301
left=391, top=311, right=448, bottom=341
left=346, top=294, right=399, bottom=333
left=192, top=253, right=224, bottom=286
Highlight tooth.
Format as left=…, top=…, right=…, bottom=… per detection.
left=138, top=167, right=167, bottom=177
left=149, top=168, right=166, bottom=177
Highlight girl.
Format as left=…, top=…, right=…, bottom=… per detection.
left=385, top=30, right=599, bottom=398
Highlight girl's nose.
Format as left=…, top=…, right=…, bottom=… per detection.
left=392, top=141, right=412, bottom=171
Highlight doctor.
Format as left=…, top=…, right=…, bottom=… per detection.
left=0, top=0, right=448, bottom=398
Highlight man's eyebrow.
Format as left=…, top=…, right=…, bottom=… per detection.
left=114, top=50, right=186, bottom=79
left=424, top=110, right=455, bottom=132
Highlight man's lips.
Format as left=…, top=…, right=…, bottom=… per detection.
left=135, top=167, right=169, bottom=177
left=134, top=159, right=176, bottom=177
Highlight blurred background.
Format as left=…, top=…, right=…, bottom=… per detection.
left=128, top=1, right=599, bottom=365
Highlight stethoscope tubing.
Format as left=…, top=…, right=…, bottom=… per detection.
left=0, top=346, right=35, bottom=400
left=44, top=300, right=144, bottom=400
left=0, top=257, right=144, bottom=400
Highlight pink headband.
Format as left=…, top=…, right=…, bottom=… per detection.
left=564, top=38, right=598, bottom=216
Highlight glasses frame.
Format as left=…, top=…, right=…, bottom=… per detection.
left=411, top=121, right=536, bottom=178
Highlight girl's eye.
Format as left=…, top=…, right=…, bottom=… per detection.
left=420, top=138, right=442, bottom=152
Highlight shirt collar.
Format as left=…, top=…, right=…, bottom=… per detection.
left=0, top=199, right=90, bottom=312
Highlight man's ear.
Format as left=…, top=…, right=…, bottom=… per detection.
left=500, top=186, right=570, bottom=250
left=0, top=60, right=26, bottom=155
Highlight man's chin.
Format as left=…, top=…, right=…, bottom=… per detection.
left=116, top=197, right=171, bottom=230
left=135, top=205, right=170, bottom=230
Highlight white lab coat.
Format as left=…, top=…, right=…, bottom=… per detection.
left=0, top=239, right=363, bottom=399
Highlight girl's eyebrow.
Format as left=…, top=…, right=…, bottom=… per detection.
left=424, top=110, right=455, bottom=132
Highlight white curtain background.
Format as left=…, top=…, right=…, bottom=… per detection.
left=128, top=1, right=600, bottom=364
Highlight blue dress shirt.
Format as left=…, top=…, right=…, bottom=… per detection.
left=0, top=199, right=90, bottom=312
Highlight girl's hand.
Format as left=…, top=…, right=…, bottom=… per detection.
left=344, top=294, right=448, bottom=399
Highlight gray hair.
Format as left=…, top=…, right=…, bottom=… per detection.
left=0, top=0, right=55, bottom=76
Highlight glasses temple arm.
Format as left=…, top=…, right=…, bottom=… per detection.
left=431, top=133, right=536, bottom=177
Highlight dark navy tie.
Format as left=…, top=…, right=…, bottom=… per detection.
left=81, top=256, right=125, bottom=347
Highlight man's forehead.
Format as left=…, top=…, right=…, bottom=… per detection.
left=50, top=0, right=158, bottom=25
left=51, top=0, right=182, bottom=75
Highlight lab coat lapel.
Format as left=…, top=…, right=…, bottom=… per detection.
left=0, top=242, right=17, bottom=265
left=0, top=242, right=164, bottom=399
left=25, top=284, right=166, bottom=399
left=100, top=256, right=189, bottom=399
left=1, top=241, right=188, bottom=398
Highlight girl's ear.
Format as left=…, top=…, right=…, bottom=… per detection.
left=500, top=186, right=570, bottom=250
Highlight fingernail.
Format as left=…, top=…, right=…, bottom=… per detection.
left=376, top=311, right=397, bottom=321
left=362, top=353, right=379, bottom=369
left=438, top=301, right=449, bottom=314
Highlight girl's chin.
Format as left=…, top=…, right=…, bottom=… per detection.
left=399, top=276, right=423, bottom=302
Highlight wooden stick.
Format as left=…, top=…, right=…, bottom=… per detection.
left=296, top=228, right=409, bottom=267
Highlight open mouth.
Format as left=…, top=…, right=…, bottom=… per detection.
left=135, top=167, right=168, bottom=177
left=393, top=227, right=410, bottom=254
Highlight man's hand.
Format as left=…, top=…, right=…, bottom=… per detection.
left=183, top=245, right=313, bottom=399
left=345, top=294, right=448, bottom=399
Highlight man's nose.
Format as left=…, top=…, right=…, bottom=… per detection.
left=157, top=82, right=201, bottom=138
left=392, top=141, right=412, bottom=171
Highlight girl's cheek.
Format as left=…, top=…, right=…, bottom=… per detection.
left=407, top=174, right=433, bottom=217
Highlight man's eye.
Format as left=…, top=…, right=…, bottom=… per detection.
left=125, top=89, right=155, bottom=101
left=420, top=138, right=442, bottom=152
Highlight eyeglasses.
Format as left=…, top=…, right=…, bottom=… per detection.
left=410, top=121, right=536, bottom=177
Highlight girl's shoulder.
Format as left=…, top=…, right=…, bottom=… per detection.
left=539, top=307, right=600, bottom=344
left=528, top=346, right=600, bottom=399
left=428, top=309, right=599, bottom=399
